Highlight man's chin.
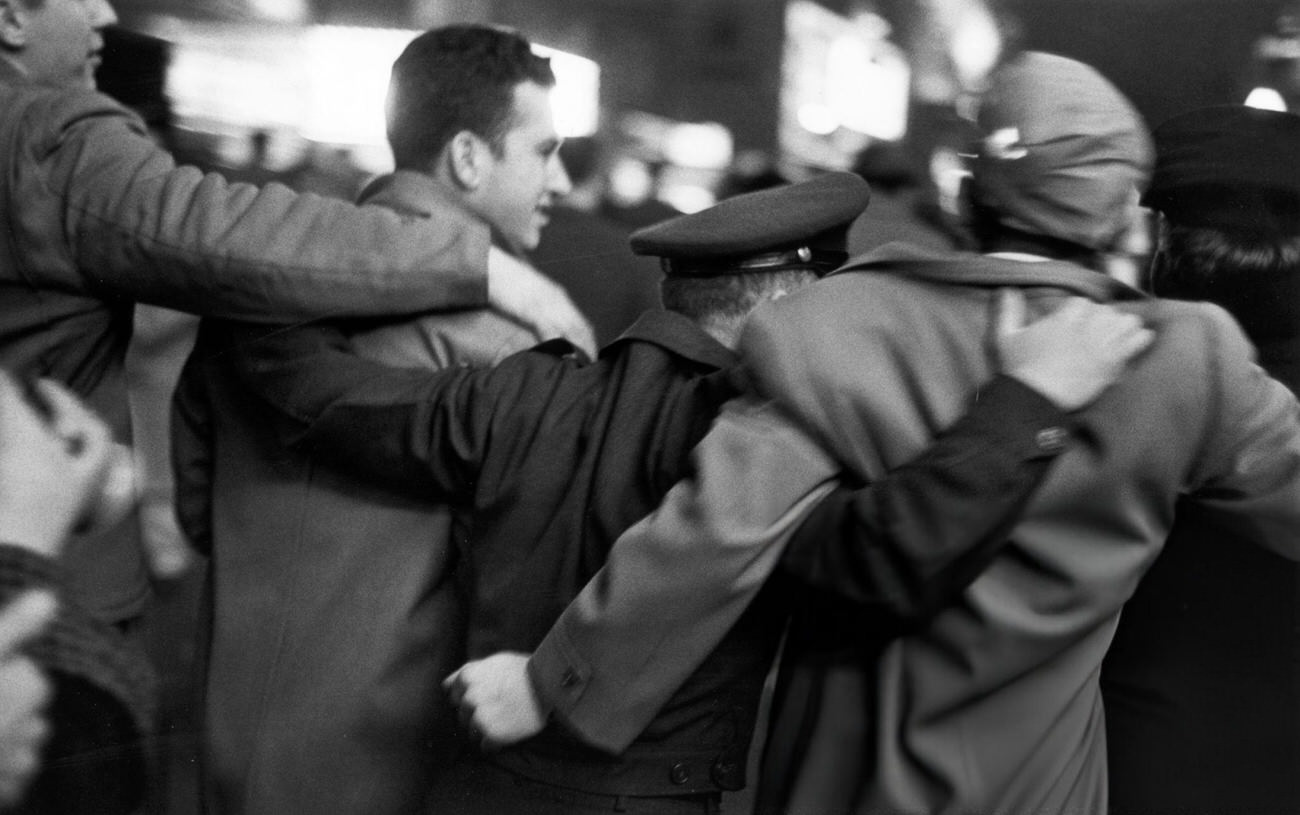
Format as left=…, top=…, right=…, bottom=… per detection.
left=522, top=224, right=546, bottom=250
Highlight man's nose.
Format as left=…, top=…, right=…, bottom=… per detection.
left=549, top=158, right=573, bottom=197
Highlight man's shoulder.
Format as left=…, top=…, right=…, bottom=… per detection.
left=350, top=309, right=539, bottom=370
left=1132, top=296, right=1237, bottom=328
left=1131, top=297, right=1251, bottom=356
left=1, top=81, right=133, bottom=131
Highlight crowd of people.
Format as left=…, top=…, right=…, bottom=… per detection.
left=2, top=1, right=1299, bottom=814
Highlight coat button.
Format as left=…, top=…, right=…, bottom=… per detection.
left=670, top=762, right=691, bottom=785
left=560, top=668, right=580, bottom=689
left=1035, top=426, right=1069, bottom=453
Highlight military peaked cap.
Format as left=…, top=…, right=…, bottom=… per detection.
left=630, top=172, right=870, bottom=277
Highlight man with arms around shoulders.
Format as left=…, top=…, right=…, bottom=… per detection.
left=450, top=52, right=1300, bottom=815
left=172, top=24, right=574, bottom=815
left=222, top=170, right=1148, bottom=814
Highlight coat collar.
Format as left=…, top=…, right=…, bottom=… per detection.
left=360, top=170, right=529, bottom=256
left=834, top=242, right=1149, bottom=302
left=605, top=309, right=738, bottom=370
left=357, top=170, right=474, bottom=220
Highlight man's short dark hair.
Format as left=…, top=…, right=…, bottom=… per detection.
left=1153, top=222, right=1300, bottom=342
left=386, top=25, right=554, bottom=171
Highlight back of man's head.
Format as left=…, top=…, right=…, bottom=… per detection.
left=1144, top=105, right=1300, bottom=342
left=386, top=25, right=554, bottom=172
left=970, top=51, right=1153, bottom=256
left=630, top=172, right=870, bottom=348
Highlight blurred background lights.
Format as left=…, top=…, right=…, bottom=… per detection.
left=945, top=1, right=1003, bottom=92
left=1246, top=86, right=1288, bottom=111
left=782, top=0, right=909, bottom=168
left=827, top=19, right=909, bottom=140
left=156, top=19, right=599, bottom=174
left=797, top=103, right=840, bottom=135
left=606, top=157, right=655, bottom=208
left=657, top=184, right=716, bottom=215
left=663, top=122, right=733, bottom=170
left=302, top=26, right=412, bottom=147
left=247, top=0, right=308, bottom=24
left=535, top=45, right=601, bottom=139
left=163, top=26, right=304, bottom=132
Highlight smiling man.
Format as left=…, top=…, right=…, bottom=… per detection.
left=173, top=25, right=583, bottom=815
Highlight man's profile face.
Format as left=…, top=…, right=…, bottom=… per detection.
left=11, top=0, right=116, bottom=90
left=471, top=80, right=571, bottom=252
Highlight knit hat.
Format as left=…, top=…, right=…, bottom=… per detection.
left=971, top=51, right=1154, bottom=251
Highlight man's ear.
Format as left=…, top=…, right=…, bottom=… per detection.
left=447, top=130, right=489, bottom=191
left=0, top=0, right=31, bottom=50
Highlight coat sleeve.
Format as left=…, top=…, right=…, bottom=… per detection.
left=23, top=90, right=488, bottom=321
left=528, top=396, right=838, bottom=754
left=777, top=374, right=1068, bottom=629
left=529, top=378, right=1071, bottom=753
left=1186, top=305, right=1300, bottom=557
left=216, top=320, right=569, bottom=505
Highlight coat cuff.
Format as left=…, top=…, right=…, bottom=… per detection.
left=966, top=375, right=1076, bottom=460
left=528, top=619, right=634, bottom=754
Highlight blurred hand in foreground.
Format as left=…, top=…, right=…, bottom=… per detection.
left=0, top=591, right=56, bottom=808
left=0, top=374, right=116, bottom=558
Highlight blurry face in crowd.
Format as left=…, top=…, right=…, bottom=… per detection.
left=2, top=0, right=116, bottom=90
left=469, top=80, right=571, bottom=252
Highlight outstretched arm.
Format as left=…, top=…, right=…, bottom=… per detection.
left=776, top=289, right=1155, bottom=621
left=777, top=374, right=1066, bottom=628
left=26, top=89, right=593, bottom=350
left=215, top=319, right=580, bottom=504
